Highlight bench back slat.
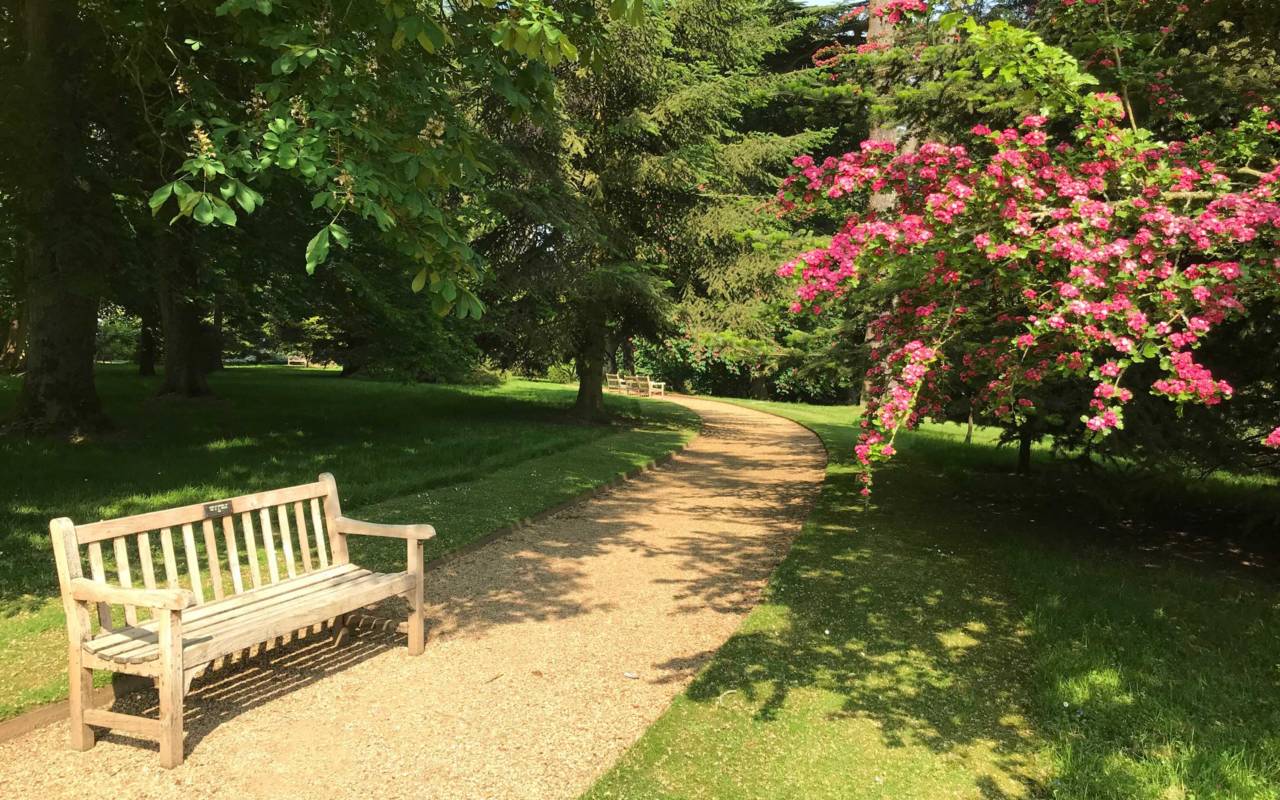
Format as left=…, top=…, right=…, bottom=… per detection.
left=202, top=520, right=225, bottom=601
left=137, top=532, right=157, bottom=592
left=181, top=523, right=205, bottom=604
left=276, top=505, right=298, bottom=579
left=260, top=508, right=281, bottom=583
left=293, top=502, right=313, bottom=572
left=86, top=542, right=112, bottom=629
left=112, top=537, right=139, bottom=625
left=51, top=476, right=348, bottom=638
left=160, top=528, right=180, bottom=589
left=310, top=498, right=329, bottom=568
left=241, top=512, right=262, bottom=589
left=222, top=516, right=243, bottom=595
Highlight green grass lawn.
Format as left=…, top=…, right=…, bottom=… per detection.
left=587, top=399, right=1280, bottom=800
left=0, top=365, right=699, bottom=720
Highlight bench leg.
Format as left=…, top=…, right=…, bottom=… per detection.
left=407, top=538, right=425, bottom=656
left=332, top=613, right=354, bottom=647
left=67, top=647, right=95, bottom=751
left=158, top=609, right=184, bottom=769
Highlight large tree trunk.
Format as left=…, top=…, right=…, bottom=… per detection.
left=11, top=0, right=105, bottom=432
left=573, top=317, right=609, bottom=422
left=157, top=241, right=212, bottom=397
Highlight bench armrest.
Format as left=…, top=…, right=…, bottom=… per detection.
left=69, top=578, right=195, bottom=611
left=335, top=516, right=436, bottom=541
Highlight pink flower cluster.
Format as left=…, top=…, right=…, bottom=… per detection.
left=871, top=0, right=929, bottom=25
left=776, top=99, right=1280, bottom=492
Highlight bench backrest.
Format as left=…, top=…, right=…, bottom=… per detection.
left=605, top=373, right=626, bottom=389
left=50, top=473, right=349, bottom=641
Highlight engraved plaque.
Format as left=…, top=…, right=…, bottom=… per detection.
left=203, top=501, right=232, bottom=518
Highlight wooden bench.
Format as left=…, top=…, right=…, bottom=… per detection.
left=627, top=375, right=666, bottom=397
left=605, top=372, right=628, bottom=392
left=49, top=473, right=434, bottom=768
left=285, top=354, right=309, bottom=366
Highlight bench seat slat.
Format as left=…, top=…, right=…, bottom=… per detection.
left=82, top=565, right=410, bottom=667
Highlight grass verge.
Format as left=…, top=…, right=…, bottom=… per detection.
left=0, top=365, right=699, bottom=721
left=586, top=398, right=1280, bottom=800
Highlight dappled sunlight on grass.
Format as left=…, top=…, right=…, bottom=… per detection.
left=587, top=397, right=1280, bottom=800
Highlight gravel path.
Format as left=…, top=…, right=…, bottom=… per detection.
left=0, top=396, right=824, bottom=799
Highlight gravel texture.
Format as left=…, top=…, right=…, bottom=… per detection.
left=0, top=396, right=824, bottom=799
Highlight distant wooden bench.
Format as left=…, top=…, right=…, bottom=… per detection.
left=627, top=375, right=666, bottom=397
left=605, top=372, right=628, bottom=392
left=286, top=354, right=309, bottom=366
left=49, top=473, right=434, bottom=768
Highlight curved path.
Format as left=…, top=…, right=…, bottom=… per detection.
left=0, top=396, right=825, bottom=799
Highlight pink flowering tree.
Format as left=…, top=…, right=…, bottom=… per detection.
left=777, top=22, right=1280, bottom=495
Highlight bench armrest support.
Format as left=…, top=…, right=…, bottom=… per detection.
left=69, top=578, right=195, bottom=611
left=335, top=516, right=436, bottom=541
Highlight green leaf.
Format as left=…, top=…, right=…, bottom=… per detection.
left=192, top=195, right=215, bottom=224
left=416, top=30, right=435, bottom=53
left=559, top=38, right=579, bottom=61
left=411, top=267, right=428, bottom=293
left=148, top=183, right=174, bottom=215
left=329, top=223, right=350, bottom=248
left=212, top=199, right=237, bottom=226
left=305, top=227, right=330, bottom=274
left=236, top=184, right=263, bottom=213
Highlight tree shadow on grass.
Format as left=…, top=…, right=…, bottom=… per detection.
left=660, top=424, right=1280, bottom=799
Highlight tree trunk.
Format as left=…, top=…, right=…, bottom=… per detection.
left=621, top=338, right=635, bottom=375
left=11, top=0, right=106, bottom=432
left=1017, top=427, right=1033, bottom=474
left=573, top=318, right=609, bottom=422
left=137, top=313, right=157, bottom=377
left=748, top=372, right=770, bottom=400
left=964, top=404, right=975, bottom=445
left=157, top=241, right=212, bottom=397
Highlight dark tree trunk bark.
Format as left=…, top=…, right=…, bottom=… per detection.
left=157, top=240, right=212, bottom=397
left=573, top=317, right=609, bottom=422
left=11, top=0, right=106, bottom=432
left=137, top=313, right=157, bottom=377
left=621, top=338, right=635, bottom=375
left=1017, top=427, right=1034, bottom=474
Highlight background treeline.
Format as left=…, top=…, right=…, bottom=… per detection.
left=2, top=0, right=1278, bottom=486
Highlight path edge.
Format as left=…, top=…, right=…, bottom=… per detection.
left=0, top=414, right=704, bottom=744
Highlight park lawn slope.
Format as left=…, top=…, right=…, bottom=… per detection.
left=0, top=366, right=699, bottom=721
left=586, top=399, right=1280, bottom=800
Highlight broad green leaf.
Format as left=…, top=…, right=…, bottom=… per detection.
left=305, top=227, right=330, bottom=274
left=148, top=183, right=174, bottom=214
left=193, top=195, right=215, bottom=224
left=329, top=223, right=350, bottom=248
left=212, top=199, right=237, bottom=226
left=411, top=267, right=428, bottom=293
